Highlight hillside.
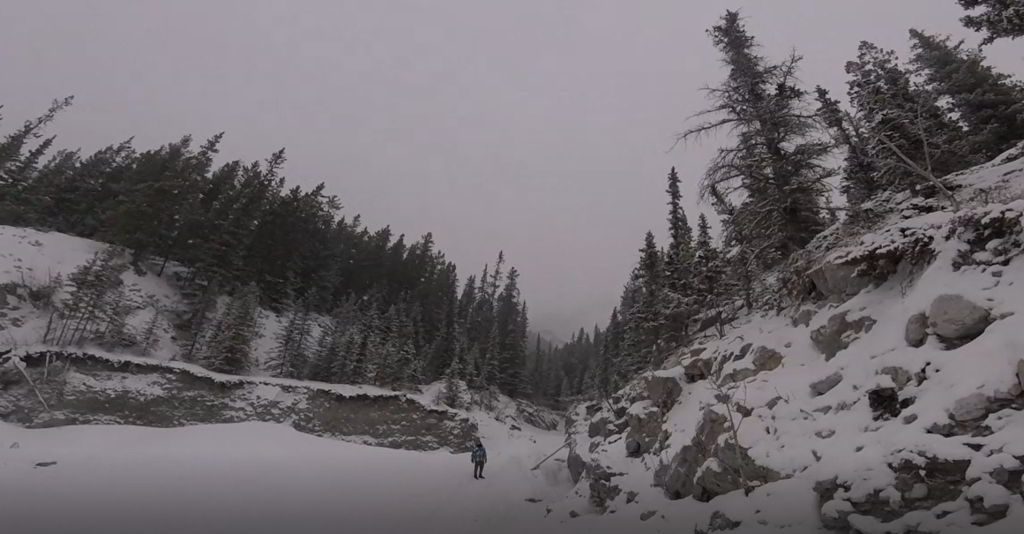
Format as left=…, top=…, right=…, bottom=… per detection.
left=554, top=147, right=1024, bottom=533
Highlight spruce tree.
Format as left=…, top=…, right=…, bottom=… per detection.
left=139, top=307, right=163, bottom=357
left=682, top=11, right=830, bottom=271
left=663, top=166, right=695, bottom=340
left=623, top=232, right=665, bottom=373
left=958, top=0, right=1024, bottom=45
left=440, top=356, right=465, bottom=408
left=203, top=283, right=261, bottom=374
left=909, top=29, right=1024, bottom=160
left=268, top=297, right=314, bottom=379
left=844, top=41, right=968, bottom=186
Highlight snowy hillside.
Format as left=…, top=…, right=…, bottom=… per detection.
left=555, top=147, right=1024, bottom=533
left=0, top=224, right=305, bottom=371
left=5, top=153, right=1024, bottom=533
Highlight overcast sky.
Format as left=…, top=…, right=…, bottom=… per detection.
left=2, top=1, right=1021, bottom=339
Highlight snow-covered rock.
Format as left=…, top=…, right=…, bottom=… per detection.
left=904, top=312, right=929, bottom=347
left=950, top=392, right=991, bottom=422
left=0, top=350, right=478, bottom=452
left=809, top=372, right=843, bottom=397
left=556, top=148, right=1024, bottom=533
left=809, top=311, right=876, bottom=360
left=928, top=294, right=991, bottom=340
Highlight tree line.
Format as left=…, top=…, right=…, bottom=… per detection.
left=0, top=111, right=530, bottom=396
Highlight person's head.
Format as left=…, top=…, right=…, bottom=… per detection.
left=475, top=441, right=482, bottom=448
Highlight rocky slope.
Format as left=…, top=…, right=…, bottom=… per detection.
left=557, top=148, right=1024, bottom=533
left=0, top=350, right=477, bottom=452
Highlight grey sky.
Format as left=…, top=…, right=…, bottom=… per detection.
left=2, top=1, right=1021, bottom=338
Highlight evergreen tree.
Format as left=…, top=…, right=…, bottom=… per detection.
left=682, top=11, right=830, bottom=270
left=53, top=247, right=129, bottom=347
left=815, top=87, right=881, bottom=207
left=958, top=0, right=1024, bottom=45
left=268, top=296, right=314, bottom=379
left=139, top=307, right=162, bottom=357
left=203, top=283, right=261, bottom=374
left=623, top=232, right=665, bottom=373
left=844, top=41, right=968, bottom=187
left=909, top=29, right=1024, bottom=160
left=439, top=356, right=465, bottom=408
left=663, top=166, right=695, bottom=340
left=692, top=213, right=729, bottom=335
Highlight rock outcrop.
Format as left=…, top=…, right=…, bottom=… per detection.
left=810, top=311, right=876, bottom=360
left=657, top=409, right=780, bottom=502
left=807, top=261, right=872, bottom=301
left=0, top=351, right=477, bottom=452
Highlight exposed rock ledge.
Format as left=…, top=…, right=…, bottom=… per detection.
left=0, top=350, right=477, bottom=452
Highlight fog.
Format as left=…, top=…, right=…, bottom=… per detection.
left=2, top=0, right=1020, bottom=338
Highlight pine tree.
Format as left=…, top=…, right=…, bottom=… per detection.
left=268, top=297, right=314, bottom=379
left=53, top=247, right=129, bottom=346
left=909, top=29, right=1024, bottom=160
left=682, top=11, right=830, bottom=271
left=623, top=231, right=665, bottom=373
left=440, top=356, right=465, bottom=408
left=139, top=307, right=162, bottom=357
left=203, top=283, right=261, bottom=374
left=597, top=308, right=622, bottom=399
left=844, top=41, right=968, bottom=188
left=958, top=0, right=1024, bottom=45
left=663, top=166, right=695, bottom=340
left=692, top=213, right=728, bottom=335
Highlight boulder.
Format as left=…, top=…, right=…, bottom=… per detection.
left=810, top=372, right=843, bottom=397
left=645, top=375, right=682, bottom=412
left=951, top=392, right=990, bottom=422
left=684, top=357, right=713, bottom=384
left=639, top=510, right=657, bottom=521
left=792, top=308, right=817, bottom=328
left=751, top=347, right=784, bottom=373
left=879, top=366, right=913, bottom=388
left=810, top=312, right=876, bottom=361
left=928, top=294, right=990, bottom=340
left=1017, top=360, right=1024, bottom=389
left=588, top=417, right=611, bottom=439
left=587, top=463, right=623, bottom=510
left=624, top=404, right=664, bottom=457
left=707, top=510, right=742, bottom=532
left=659, top=409, right=780, bottom=502
left=692, top=444, right=780, bottom=502
left=733, top=343, right=753, bottom=362
left=905, top=313, right=929, bottom=348
left=808, top=261, right=872, bottom=300
left=567, top=449, right=586, bottom=484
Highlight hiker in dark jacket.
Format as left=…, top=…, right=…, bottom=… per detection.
left=471, top=441, right=487, bottom=479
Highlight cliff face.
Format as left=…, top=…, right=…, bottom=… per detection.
left=0, top=351, right=478, bottom=452
left=558, top=148, right=1024, bottom=533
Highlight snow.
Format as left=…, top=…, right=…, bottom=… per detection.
left=0, top=421, right=570, bottom=534
left=0, top=224, right=314, bottom=371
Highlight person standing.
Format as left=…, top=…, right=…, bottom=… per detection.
left=471, top=441, right=487, bottom=479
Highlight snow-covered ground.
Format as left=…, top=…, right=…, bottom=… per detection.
left=0, top=414, right=574, bottom=534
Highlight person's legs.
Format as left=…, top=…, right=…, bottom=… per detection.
left=473, top=462, right=481, bottom=479
left=478, top=462, right=485, bottom=479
